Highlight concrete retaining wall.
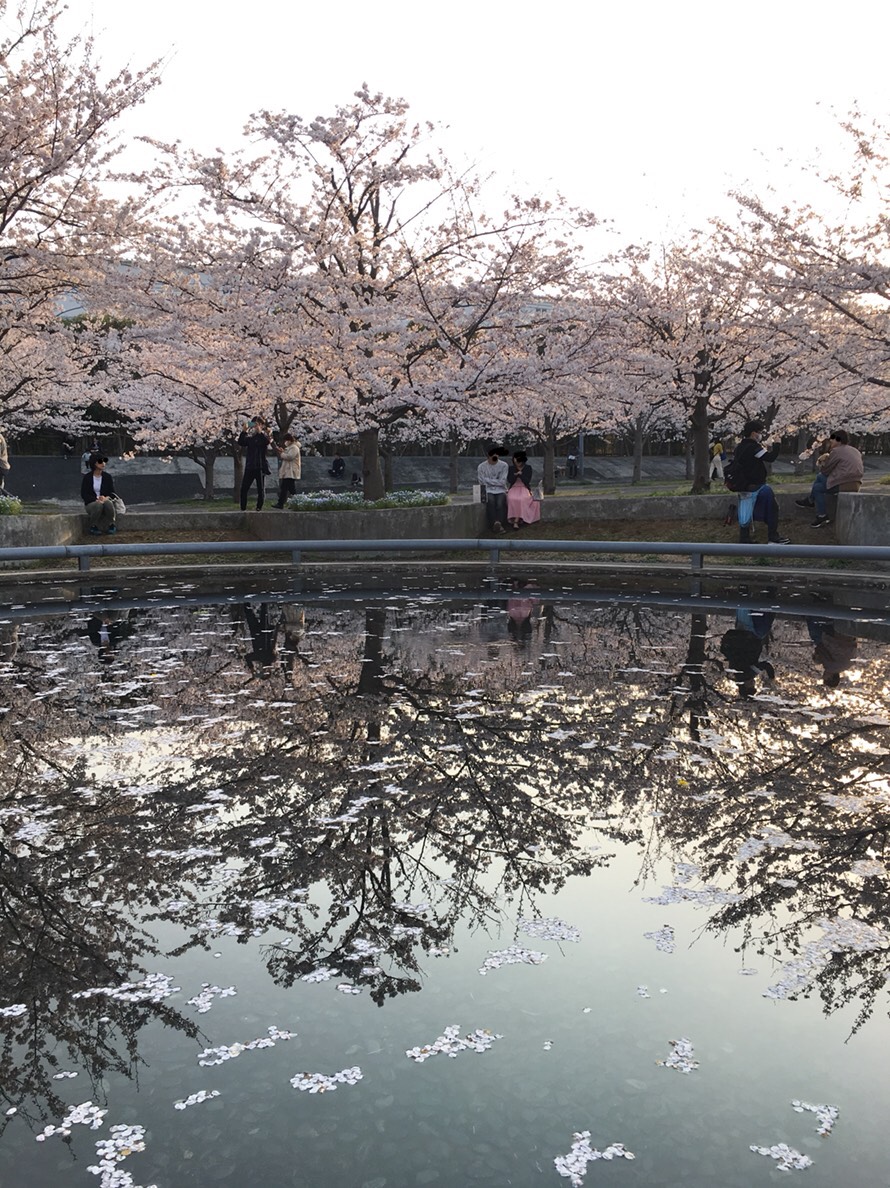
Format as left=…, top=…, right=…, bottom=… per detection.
left=0, top=490, right=885, bottom=552
left=0, top=514, right=81, bottom=549
left=248, top=502, right=486, bottom=540
left=834, top=492, right=890, bottom=546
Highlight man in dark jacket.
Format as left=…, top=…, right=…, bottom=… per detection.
left=238, top=417, right=271, bottom=511
left=732, top=420, right=790, bottom=545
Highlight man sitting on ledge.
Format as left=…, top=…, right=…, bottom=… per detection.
left=732, top=420, right=790, bottom=545
left=795, top=431, right=863, bottom=527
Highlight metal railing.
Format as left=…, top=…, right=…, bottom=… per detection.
left=0, top=536, right=889, bottom=573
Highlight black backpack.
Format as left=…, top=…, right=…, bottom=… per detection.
left=722, top=458, right=747, bottom=492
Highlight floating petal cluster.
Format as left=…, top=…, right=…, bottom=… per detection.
left=301, top=967, right=336, bottom=983
left=656, top=1037, right=698, bottom=1073
left=197, top=1026, right=296, bottom=1067
left=290, top=1067, right=363, bottom=1092
left=72, top=973, right=179, bottom=1005
left=554, top=1131, right=635, bottom=1185
left=406, top=1025, right=502, bottom=1062
left=186, top=984, right=237, bottom=1013
left=88, top=1123, right=155, bottom=1188
left=174, top=1089, right=220, bottom=1110
left=736, top=827, right=819, bottom=861
left=748, top=1142, right=813, bottom=1171
left=763, top=917, right=889, bottom=1000
left=792, top=1099, right=839, bottom=1136
left=644, top=885, right=740, bottom=906
left=518, top=916, right=581, bottom=943
left=35, top=1101, right=107, bottom=1139
left=643, top=924, right=675, bottom=953
left=478, top=945, right=547, bottom=975
left=0, top=1003, right=26, bottom=1018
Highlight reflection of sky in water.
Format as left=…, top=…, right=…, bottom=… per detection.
left=0, top=583, right=888, bottom=1187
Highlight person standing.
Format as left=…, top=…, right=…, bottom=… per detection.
left=0, top=429, right=9, bottom=491
left=477, top=446, right=509, bottom=533
left=238, top=417, right=271, bottom=511
left=273, top=434, right=301, bottom=508
left=709, top=439, right=726, bottom=482
left=80, top=454, right=117, bottom=535
left=731, top=420, right=790, bottom=544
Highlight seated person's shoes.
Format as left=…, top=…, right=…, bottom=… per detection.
left=105, top=524, right=117, bottom=534
left=89, top=526, right=101, bottom=535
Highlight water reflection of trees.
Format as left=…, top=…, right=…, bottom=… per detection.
left=0, top=591, right=888, bottom=1124
left=0, top=785, right=200, bottom=1128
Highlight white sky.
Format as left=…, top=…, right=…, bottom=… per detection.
left=77, top=0, right=890, bottom=246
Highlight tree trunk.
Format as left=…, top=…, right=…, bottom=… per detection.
left=233, top=447, right=243, bottom=502
left=689, top=397, right=710, bottom=493
left=543, top=417, right=556, bottom=496
left=382, top=449, right=393, bottom=493
left=632, top=413, right=644, bottom=484
left=202, top=449, right=218, bottom=501
left=448, top=433, right=459, bottom=495
left=684, top=426, right=693, bottom=481
left=360, top=428, right=385, bottom=501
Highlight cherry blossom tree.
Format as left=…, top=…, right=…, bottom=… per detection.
left=601, top=241, right=833, bottom=491
left=127, top=87, right=588, bottom=498
left=0, top=0, right=159, bottom=437
left=721, top=109, right=890, bottom=433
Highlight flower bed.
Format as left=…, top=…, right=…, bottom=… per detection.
left=0, top=493, right=22, bottom=515
left=285, top=489, right=448, bottom=511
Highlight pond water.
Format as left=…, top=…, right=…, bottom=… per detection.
left=0, top=574, right=888, bottom=1187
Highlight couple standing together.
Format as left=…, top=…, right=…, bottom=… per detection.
left=239, top=418, right=301, bottom=510
left=477, top=446, right=541, bottom=533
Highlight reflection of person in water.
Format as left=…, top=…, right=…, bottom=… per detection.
left=506, top=581, right=539, bottom=647
left=280, top=603, right=306, bottom=676
left=806, top=619, right=858, bottom=688
left=85, top=611, right=137, bottom=663
left=719, top=609, right=775, bottom=696
left=243, top=604, right=278, bottom=676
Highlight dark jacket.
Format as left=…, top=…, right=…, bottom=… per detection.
left=81, top=472, right=116, bottom=505
left=239, top=430, right=271, bottom=474
left=508, top=463, right=533, bottom=488
left=732, top=438, right=779, bottom=491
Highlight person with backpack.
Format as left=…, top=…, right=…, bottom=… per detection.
left=725, top=420, right=790, bottom=544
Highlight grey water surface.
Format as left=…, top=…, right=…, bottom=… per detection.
left=0, top=576, right=887, bottom=1187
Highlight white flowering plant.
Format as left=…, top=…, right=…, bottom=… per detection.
left=0, top=493, right=22, bottom=514
left=284, top=489, right=448, bottom=511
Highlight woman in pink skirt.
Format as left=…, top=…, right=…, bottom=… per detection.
left=506, top=451, right=541, bottom=529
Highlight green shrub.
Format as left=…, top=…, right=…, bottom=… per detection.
left=0, top=493, right=22, bottom=515
left=285, top=488, right=448, bottom=511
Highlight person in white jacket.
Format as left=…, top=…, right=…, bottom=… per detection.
left=273, top=434, right=301, bottom=508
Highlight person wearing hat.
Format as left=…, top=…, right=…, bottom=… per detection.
left=80, top=454, right=117, bottom=535
left=477, top=446, right=509, bottom=533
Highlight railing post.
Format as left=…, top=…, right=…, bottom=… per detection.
left=690, top=551, right=704, bottom=573
left=489, top=547, right=500, bottom=567
left=291, top=549, right=302, bottom=566
left=78, top=555, right=91, bottom=572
